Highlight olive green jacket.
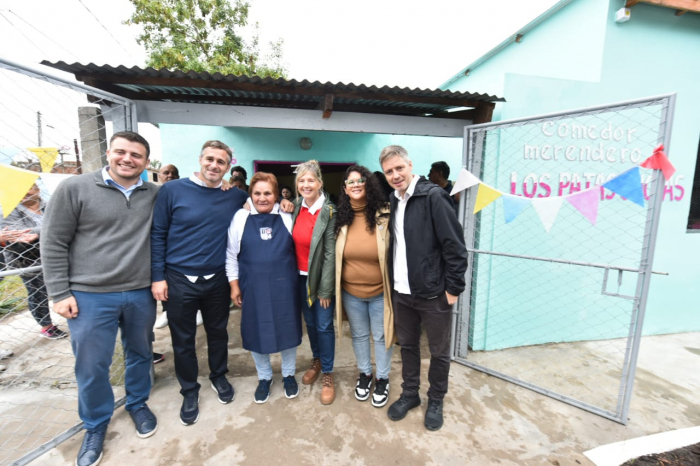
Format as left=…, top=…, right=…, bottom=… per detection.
left=293, top=194, right=337, bottom=305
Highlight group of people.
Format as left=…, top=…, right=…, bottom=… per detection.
left=36, top=131, right=467, bottom=466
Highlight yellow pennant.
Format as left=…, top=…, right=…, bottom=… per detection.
left=473, top=183, right=502, bottom=214
left=0, top=164, right=40, bottom=218
left=27, top=147, right=59, bottom=173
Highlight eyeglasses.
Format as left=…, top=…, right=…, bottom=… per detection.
left=345, top=179, right=366, bottom=186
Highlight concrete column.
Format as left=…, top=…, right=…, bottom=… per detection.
left=78, top=106, right=107, bottom=173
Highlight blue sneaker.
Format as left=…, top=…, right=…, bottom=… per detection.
left=128, top=404, right=157, bottom=438
left=283, top=375, right=299, bottom=399
left=76, top=426, right=107, bottom=466
left=254, top=379, right=273, bottom=404
left=180, top=392, right=200, bottom=426
left=210, top=377, right=235, bottom=404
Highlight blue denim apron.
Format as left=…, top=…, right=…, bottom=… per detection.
left=239, top=213, right=301, bottom=354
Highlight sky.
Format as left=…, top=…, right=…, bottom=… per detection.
left=0, top=0, right=559, bottom=160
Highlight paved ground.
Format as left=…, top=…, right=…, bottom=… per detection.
left=19, top=310, right=700, bottom=465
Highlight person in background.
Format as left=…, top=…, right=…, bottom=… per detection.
left=334, top=166, right=394, bottom=408
left=280, top=185, right=294, bottom=201
left=158, top=164, right=179, bottom=184
left=41, top=131, right=160, bottom=466
left=373, top=171, right=393, bottom=202
left=230, top=166, right=248, bottom=191
left=428, top=161, right=460, bottom=214
left=226, top=172, right=301, bottom=403
left=1, top=184, right=68, bottom=340
left=153, top=164, right=204, bottom=334
left=381, top=145, right=468, bottom=432
left=291, top=160, right=337, bottom=405
left=151, top=140, right=248, bottom=426
left=231, top=175, right=247, bottom=191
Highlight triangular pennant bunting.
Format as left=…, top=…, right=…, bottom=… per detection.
left=640, top=144, right=675, bottom=181
left=603, top=167, right=645, bottom=207
left=501, top=195, right=531, bottom=223
left=532, top=196, right=565, bottom=233
left=39, top=173, right=73, bottom=195
left=27, top=147, right=59, bottom=173
left=451, top=168, right=480, bottom=196
left=566, top=189, right=600, bottom=225
left=0, top=163, right=41, bottom=218
left=473, top=183, right=502, bottom=214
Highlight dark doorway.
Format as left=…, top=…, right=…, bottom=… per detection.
left=254, top=160, right=357, bottom=201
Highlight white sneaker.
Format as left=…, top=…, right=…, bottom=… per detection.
left=0, top=349, right=13, bottom=359
left=154, top=312, right=169, bottom=329
left=196, top=310, right=203, bottom=327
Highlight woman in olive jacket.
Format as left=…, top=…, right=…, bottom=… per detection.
left=291, top=160, right=337, bottom=404
left=334, top=165, right=395, bottom=409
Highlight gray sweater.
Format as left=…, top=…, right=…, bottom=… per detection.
left=40, top=171, right=159, bottom=301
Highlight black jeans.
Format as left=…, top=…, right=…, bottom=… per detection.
left=392, top=291, right=452, bottom=400
left=21, top=272, right=52, bottom=327
left=165, top=269, right=231, bottom=395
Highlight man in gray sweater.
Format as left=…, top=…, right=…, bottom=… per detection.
left=41, top=131, right=160, bottom=466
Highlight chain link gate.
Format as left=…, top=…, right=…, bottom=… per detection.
left=452, top=94, right=675, bottom=425
left=0, top=57, right=138, bottom=465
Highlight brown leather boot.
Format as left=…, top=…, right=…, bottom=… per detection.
left=302, top=358, right=321, bottom=385
left=320, top=372, right=335, bottom=405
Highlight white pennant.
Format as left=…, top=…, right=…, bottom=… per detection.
left=532, top=196, right=565, bottom=233
left=39, top=173, right=74, bottom=195
left=451, top=168, right=480, bottom=196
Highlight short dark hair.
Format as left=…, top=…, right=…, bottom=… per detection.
left=201, top=140, right=233, bottom=162
left=110, top=131, right=150, bottom=158
left=230, top=165, right=247, bottom=179
left=431, top=161, right=450, bottom=179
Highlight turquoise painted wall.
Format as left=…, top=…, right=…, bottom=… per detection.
left=159, top=125, right=463, bottom=188
left=446, top=0, right=700, bottom=349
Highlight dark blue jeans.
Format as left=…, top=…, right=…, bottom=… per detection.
left=69, top=288, right=156, bottom=430
left=298, top=275, right=335, bottom=373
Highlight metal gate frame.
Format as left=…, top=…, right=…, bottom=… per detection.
left=0, top=56, right=139, bottom=466
left=450, top=94, right=676, bottom=425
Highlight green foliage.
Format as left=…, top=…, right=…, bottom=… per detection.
left=125, top=0, right=286, bottom=78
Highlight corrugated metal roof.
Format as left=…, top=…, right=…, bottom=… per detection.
left=42, top=61, right=504, bottom=118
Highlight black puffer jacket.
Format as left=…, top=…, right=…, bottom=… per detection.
left=388, top=176, right=468, bottom=298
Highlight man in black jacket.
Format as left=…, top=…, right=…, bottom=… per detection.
left=380, top=145, right=468, bottom=431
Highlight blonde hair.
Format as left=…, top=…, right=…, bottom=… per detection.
left=294, top=160, right=323, bottom=196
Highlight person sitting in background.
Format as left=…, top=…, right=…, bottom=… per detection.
left=1, top=184, right=67, bottom=340
left=335, top=166, right=394, bottom=408
left=226, top=172, right=301, bottom=403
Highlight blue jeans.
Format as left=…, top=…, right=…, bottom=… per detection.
left=250, top=347, right=297, bottom=380
left=299, top=275, right=335, bottom=373
left=342, top=290, right=393, bottom=379
left=69, top=288, right=156, bottom=430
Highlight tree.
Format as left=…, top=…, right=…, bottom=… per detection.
left=125, top=0, right=286, bottom=78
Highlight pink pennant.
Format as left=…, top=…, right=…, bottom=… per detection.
left=640, top=144, right=676, bottom=181
left=566, top=189, right=600, bottom=225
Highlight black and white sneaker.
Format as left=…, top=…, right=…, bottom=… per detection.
left=180, top=392, right=200, bottom=426
left=354, top=372, right=372, bottom=401
left=372, top=378, right=390, bottom=407
left=254, top=379, right=273, bottom=404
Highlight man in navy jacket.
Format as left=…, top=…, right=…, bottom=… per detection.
left=380, top=145, right=468, bottom=431
left=151, top=140, right=248, bottom=426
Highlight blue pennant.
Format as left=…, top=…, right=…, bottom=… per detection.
left=603, top=167, right=645, bottom=207
left=502, top=194, right=531, bottom=223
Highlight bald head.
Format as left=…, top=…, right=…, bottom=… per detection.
left=158, top=164, right=179, bottom=184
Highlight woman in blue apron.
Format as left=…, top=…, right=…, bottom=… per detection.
left=225, top=172, right=302, bottom=403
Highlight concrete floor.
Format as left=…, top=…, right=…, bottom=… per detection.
left=26, top=309, right=700, bottom=465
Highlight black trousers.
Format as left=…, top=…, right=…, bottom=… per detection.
left=165, top=269, right=231, bottom=395
left=22, top=272, right=51, bottom=327
left=392, top=291, right=452, bottom=400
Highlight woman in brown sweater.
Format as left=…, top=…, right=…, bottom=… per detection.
left=335, top=165, right=394, bottom=408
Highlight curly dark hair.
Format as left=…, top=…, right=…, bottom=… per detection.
left=335, top=165, right=389, bottom=235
